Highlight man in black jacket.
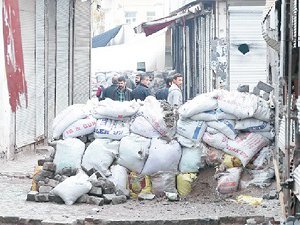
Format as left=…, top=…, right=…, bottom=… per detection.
left=112, top=76, right=133, bottom=101
left=132, top=74, right=151, bottom=101
left=103, top=75, right=118, bottom=99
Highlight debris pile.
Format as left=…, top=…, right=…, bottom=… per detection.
left=27, top=88, right=275, bottom=206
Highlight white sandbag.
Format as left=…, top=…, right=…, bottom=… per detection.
left=130, top=115, right=161, bottom=138
left=51, top=171, right=92, bottom=205
left=179, top=95, right=218, bottom=118
left=94, top=118, right=130, bottom=140
left=252, top=147, right=273, bottom=170
left=177, top=119, right=207, bottom=142
left=216, top=108, right=237, bottom=120
left=63, top=116, right=97, bottom=139
left=190, top=110, right=217, bottom=121
left=223, top=133, right=270, bottom=167
left=247, top=168, right=275, bottom=188
left=139, top=96, right=170, bottom=136
left=202, top=132, right=228, bottom=150
left=257, top=129, right=275, bottom=140
left=93, top=98, right=140, bottom=120
left=216, top=167, right=242, bottom=194
left=207, top=120, right=237, bottom=140
left=179, top=145, right=206, bottom=173
left=117, top=134, right=151, bottom=174
left=53, top=138, right=85, bottom=173
left=53, top=104, right=89, bottom=139
left=81, top=139, right=119, bottom=176
left=108, top=165, right=129, bottom=196
left=217, top=90, right=258, bottom=119
left=235, top=118, right=272, bottom=132
left=151, top=172, right=177, bottom=197
left=206, top=127, right=219, bottom=134
left=141, top=138, right=182, bottom=175
left=175, top=134, right=197, bottom=148
left=253, top=98, right=271, bottom=122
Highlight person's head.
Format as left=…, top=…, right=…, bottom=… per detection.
left=135, top=74, right=141, bottom=85
left=166, top=77, right=173, bottom=88
left=117, top=76, right=126, bottom=90
left=112, top=75, right=118, bottom=85
left=172, top=73, right=183, bottom=88
left=140, top=74, right=150, bottom=87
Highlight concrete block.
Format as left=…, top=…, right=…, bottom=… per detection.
left=39, top=186, right=53, bottom=193
left=252, top=86, right=261, bottom=96
left=93, top=178, right=115, bottom=194
left=76, top=194, right=89, bottom=203
left=35, top=193, right=49, bottom=202
left=48, top=193, right=64, bottom=204
left=42, top=162, right=56, bottom=172
left=112, top=195, right=127, bottom=205
left=237, top=84, right=249, bottom=92
left=86, top=196, right=104, bottom=206
left=257, top=81, right=274, bottom=93
left=45, top=179, right=59, bottom=188
left=89, top=186, right=103, bottom=197
left=26, top=191, right=38, bottom=201
left=53, top=174, right=62, bottom=182
left=103, top=194, right=117, bottom=204
left=262, top=92, right=270, bottom=101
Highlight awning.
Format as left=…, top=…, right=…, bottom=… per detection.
left=134, top=2, right=201, bottom=36
left=92, top=25, right=122, bottom=48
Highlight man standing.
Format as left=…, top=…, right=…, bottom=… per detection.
left=132, top=74, right=151, bottom=101
left=167, top=73, right=183, bottom=106
left=155, top=77, right=172, bottom=101
left=103, top=75, right=118, bottom=99
left=112, top=76, right=133, bottom=101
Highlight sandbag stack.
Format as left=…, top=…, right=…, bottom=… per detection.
left=28, top=88, right=276, bottom=205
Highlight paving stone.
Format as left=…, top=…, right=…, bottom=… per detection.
left=76, top=194, right=89, bottom=203
left=60, top=167, right=77, bottom=177
left=262, top=92, right=270, bottom=101
left=112, top=195, right=127, bottom=205
left=237, top=84, right=249, bottom=92
left=38, top=181, right=46, bottom=187
left=26, top=191, right=38, bottom=201
left=42, top=162, right=56, bottom=172
left=48, top=193, right=64, bottom=204
left=35, top=193, right=49, bottom=202
left=39, top=186, right=53, bottom=193
left=53, top=174, right=62, bottom=181
left=86, top=196, right=104, bottom=206
left=257, top=81, right=274, bottom=93
left=19, top=218, right=42, bottom=225
left=45, top=179, right=59, bottom=187
left=92, top=178, right=115, bottom=194
left=103, top=194, right=117, bottom=204
left=252, top=86, right=261, bottom=96
left=89, top=186, right=103, bottom=197
left=40, top=170, right=54, bottom=179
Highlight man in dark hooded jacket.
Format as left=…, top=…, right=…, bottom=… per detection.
left=103, top=75, right=118, bottom=99
left=132, top=74, right=151, bottom=101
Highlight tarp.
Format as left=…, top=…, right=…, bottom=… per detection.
left=92, top=25, right=122, bottom=48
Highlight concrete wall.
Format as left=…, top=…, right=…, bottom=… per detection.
left=0, top=0, right=13, bottom=159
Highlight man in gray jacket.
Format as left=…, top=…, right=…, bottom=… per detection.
left=167, top=73, right=183, bottom=106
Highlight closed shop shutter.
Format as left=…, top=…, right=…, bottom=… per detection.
left=73, top=0, right=91, bottom=104
left=16, top=0, right=36, bottom=148
left=229, top=6, right=267, bottom=91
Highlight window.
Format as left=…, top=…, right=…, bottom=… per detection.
left=125, top=11, right=137, bottom=24
left=147, top=11, right=155, bottom=21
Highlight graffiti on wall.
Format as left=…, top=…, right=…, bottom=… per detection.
left=211, top=38, right=228, bottom=89
left=2, top=0, right=27, bottom=112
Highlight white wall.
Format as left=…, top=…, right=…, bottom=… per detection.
left=91, top=30, right=166, bottom=73
left=0, top=0, right=12, bottom=158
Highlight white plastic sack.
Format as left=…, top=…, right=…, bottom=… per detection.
left=235, top=118, right=272, bottom=132
left=179, top=145, right=206, bottom=173
left=206, top=127, right=219, bottom=134
left=257, top=129, right=275, bottom=140
left=223, top=133, right=270, bottom=167
left=130, top=115, right=161, bottom=138
left=175, top=134, right=197, bottom=148
left=203, top=145, right=224, bottom=167
left=217, top=90, right=258, bottom=119
left=207, top=120, right=237, bottom=140
left=108, top=165, right=129, bottom=196
left=179, top=95, right=218, bottom=118
left=216, top=108, right=237, bottom=120
left=247, top=168, right=275, bottom=188
left=190, top=110, right=217, bottom=121
left=81, top=139, right=119, bottom=176
left=53, top=138, right=85, bottom=173
left=93, top=98, right=140, bottom=120
left=202, top=132, right=228, bottom=150
left=117, top=134, right=151, bottom=174
left=63, top=116, right=97, bottom=139
left=51, top=171, right=92, bottom=205
left=94, top=118, right=130, bottom=140
left=53, top=104, right=89, bottom=139
left=151, top=172, right=177, bottom=197
left=253, top=98, right=271, bottom=122
left=253, top=147, right=273, bottom=170
left=141, top=138, right=182, bottom=175
left=177, top=119, right=207, bottom=142
left=216, top=167, right=242, bottom=194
